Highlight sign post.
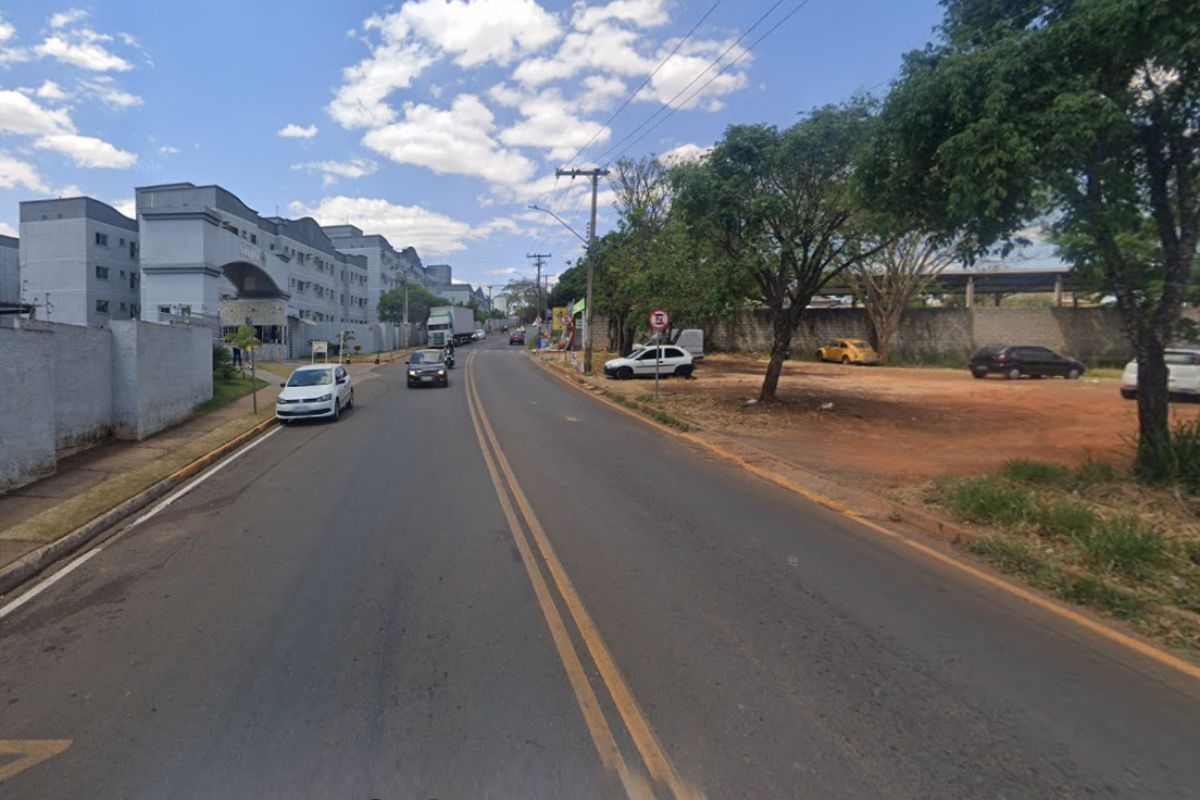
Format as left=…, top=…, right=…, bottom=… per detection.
left=649, top=309, right=670, bottom=400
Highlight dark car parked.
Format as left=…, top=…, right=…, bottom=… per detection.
left=970, top=345, right=1086, bottom=380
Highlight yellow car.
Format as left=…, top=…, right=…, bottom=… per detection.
left=817, top=338, right=880, bottom=365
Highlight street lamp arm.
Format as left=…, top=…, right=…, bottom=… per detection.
left=528, top=205, right=588, bottom=244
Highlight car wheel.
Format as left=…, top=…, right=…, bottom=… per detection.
left=841, top=356, right=850, bottom=365
left=1006, top=367, right=1021, bottom=380
left=675, top=364, right=694, bottom=379
left=971, top=368, right=987, bottom=379
left=1066, top=368, right=1082, bottom=380
left=332, top=398, right=341, bottom=421
left=816, top=350, right=825, bottom=362
left=1120, top=388, right=1137, bottom=400
left=347, top=389, right=354, bottom=408
left=617, top=367, right=633, bottom=380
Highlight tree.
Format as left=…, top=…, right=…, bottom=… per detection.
left=863, top=0, right=1200, bottom=472
left=377, top=284, right=449, bottom=326
left=673, top=103, right=885, bottom=401
left=224, top=324, right=261, bottom=413
left=849, top=232, right=958, bottom=362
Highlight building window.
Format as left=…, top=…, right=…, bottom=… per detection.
left=95, top=232, right=108, bottom=246
left=129, top=242, right=137, bottom=259
left=130, top=304, right=140, bottom=318
left=250, top=233, right=257, bottom=244
left=95, top=265, right=109, bottom=280
left=95, top=299, right=110, bottom=314
left=158, top=305, right=171, bottom=314
left=120, top=302, right=126, bottom=310
left=119, top=238, right=125, bottom=246
left=129, top=273, right=138, bottom=289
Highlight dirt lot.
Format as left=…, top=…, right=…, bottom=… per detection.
left=563, top=352, right=1200, bottom=489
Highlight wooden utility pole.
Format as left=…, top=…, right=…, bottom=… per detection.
left=555, top=167, right=609, bottom=373
left=526, top=252, right=550, bottom=322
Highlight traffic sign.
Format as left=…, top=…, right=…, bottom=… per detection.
left=649, top=309, right=670, bottom=331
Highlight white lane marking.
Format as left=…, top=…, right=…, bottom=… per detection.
left=121, top=425, right=283, bottom=531
left=0, top=425, right=284, bottom=620
left=0, top=549, right=100, bottom=619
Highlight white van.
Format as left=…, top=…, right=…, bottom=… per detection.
left=1120, top=349, right=1200, bottom=399
left=639, top=328, right=705, bottom=360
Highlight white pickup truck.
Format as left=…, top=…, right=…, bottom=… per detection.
left=1120, top=349, right=1200, bottom=400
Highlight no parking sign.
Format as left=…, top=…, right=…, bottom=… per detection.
left=649, top=309, right=670, bottom=331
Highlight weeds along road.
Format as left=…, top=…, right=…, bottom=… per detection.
left=1, top=336, right=1198, bottom=799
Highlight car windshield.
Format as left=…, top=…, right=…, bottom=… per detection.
left=288, top=369, right=332, bottom=387
left=1165, top=352, right=1198, bottom=365
left=411, top=351, right=443, bottom=364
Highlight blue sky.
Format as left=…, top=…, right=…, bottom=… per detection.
left=0, top=0, right=947, bottom=287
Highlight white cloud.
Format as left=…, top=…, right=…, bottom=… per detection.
left=513, top=22, right=654, bottom=87
left=35, top=80, right=68, bottom=101
left=292, top=158, right=378, bottom=186
left=78, top=76, right=142, bottom=108
left=327, top=36, right=435, bottom=129
left=158, top=144, right=181, bottom=155
left=362, top=94, right=536, bottom=184
left=278, top=123, right=318, bottom=139
left=35, top=133, right=138, bottom=168
left=0, top=220, right=16, bottom=237
left=111, top=198, right=136, bottom=218
left=578, top=73, right=627, bottom=112
left=572, top=0, right=668, bottom=31
left=0, top=13, right=15, bottom=44
left=491, top=85, right=611, bottom=161
left=0, top=13, right=29, bottom=65
left=642, top=39, right=751, bottom=109
left=37, top=30, right=133, bottom=72
left=394, top=0, right=560, bottom=68
left=291, top=195, right=509, bottom=256
left=0, top=150, right=50, bottom=193
left=658, top=141, right=708, bottom=165
left=0, top=89, right=74, bottom=135
left=49, top=9, right=89, bottom=29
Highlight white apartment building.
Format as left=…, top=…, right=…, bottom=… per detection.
left=19, top=198, right=141, bottom=326
left=322, top=224, right=424, bottom=321
left=0, top=234, right=18, bottom=305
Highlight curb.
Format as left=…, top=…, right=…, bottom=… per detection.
left=0, top=416, right=277, bottom=598
left=527, top=353, right=1200, bottom=681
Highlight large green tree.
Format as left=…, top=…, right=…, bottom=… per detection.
left=864, top=0, right=1199, bottom=470
left=377, top=283, right=449, bottom=326
left=674, top=102, right=884, bottom=400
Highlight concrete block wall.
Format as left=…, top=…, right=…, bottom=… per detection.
left=44, top=322, right=114, bottom=451
left=0, top=326, right=56, bottom=492
left=111, top=321, right=212, bottom=440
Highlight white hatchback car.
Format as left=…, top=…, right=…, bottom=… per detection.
left=1120, top=349, right=1200, bottom=400
left=603, top=345, right=694, bottom=379
left=276, top=364, right=354, bottom=423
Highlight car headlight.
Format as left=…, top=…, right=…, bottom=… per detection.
left=314, top=393, right=333, bottom=402
left=408, top=370, right=417, bottom=376
left=437, top=369, right=445, bottom=376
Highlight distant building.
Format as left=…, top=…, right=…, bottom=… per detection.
left=0, top=234, right=18, bottom=305
left=19, top=197, right=141, bottom=326
left=424, top=263, right=452, bottom=288
left=322, top=224, right=421, bottom=322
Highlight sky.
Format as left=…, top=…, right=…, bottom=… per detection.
left=0, top=0, right=951, bottom=288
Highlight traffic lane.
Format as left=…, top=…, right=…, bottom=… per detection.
left=472, top=350, right=1200, bottom=798
left=0, top=362, right=615, bottom=799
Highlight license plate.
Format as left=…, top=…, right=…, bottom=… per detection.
left=421, top=375, right=433, bottom=382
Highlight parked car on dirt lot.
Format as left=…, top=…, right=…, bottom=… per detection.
left=817, top=339, right=879, bottom=365
left=970, top=345, right=1085, bottom=380
left=509, top=330, right=525, bottom=345
left=1119, top=349, right=1200, bottom=400
left=603, top=346, right=694, bottom=379
left=276, top=364, right=353, bottom=423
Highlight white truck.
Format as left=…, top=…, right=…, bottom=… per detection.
left=427, top=306, right=476, bottom=347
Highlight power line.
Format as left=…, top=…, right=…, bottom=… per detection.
left=590, top=0, right=789, bottom=166
left=600, top=0, right=815, bottom=166
left=561, top=0, right=726, bottom=169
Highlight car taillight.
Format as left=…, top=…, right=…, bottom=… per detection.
left=996, top=353, right=1007, bottom=361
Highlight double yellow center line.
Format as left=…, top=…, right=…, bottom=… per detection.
left=464, top=353, right=698, bottom=800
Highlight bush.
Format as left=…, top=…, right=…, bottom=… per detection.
left=1036, top=500, right=1097, bottom=539
left=1136, top=420, right=1200, bottom=495
left=1002, top=459, right=1072, bottom=486
left=1073, top=518, right=1170, bottom=579
left=212, top=344, right=236, bottom=383
left=937, top=476, right=1037, bottom=528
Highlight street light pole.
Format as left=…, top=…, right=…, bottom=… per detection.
left=554, top=167, right=609, bottom=374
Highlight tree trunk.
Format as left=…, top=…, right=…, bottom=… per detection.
left=1134, top=333, right=1172, bottom=475
left=758, top=312, right=793, bottom=401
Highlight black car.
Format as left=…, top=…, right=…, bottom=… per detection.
left=970, top=345, right=1085, bottom=380
left=406, top=349, right=449, bottom=388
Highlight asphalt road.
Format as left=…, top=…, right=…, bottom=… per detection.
left=1, top=337, right=1198, bottom=799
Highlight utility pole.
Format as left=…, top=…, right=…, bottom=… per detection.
left=556, top=167, right=609, bottom=374
left=526, top=252, right=550, bottom=324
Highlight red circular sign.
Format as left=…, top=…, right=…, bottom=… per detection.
left=649, top=309, right=670, bottom=331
